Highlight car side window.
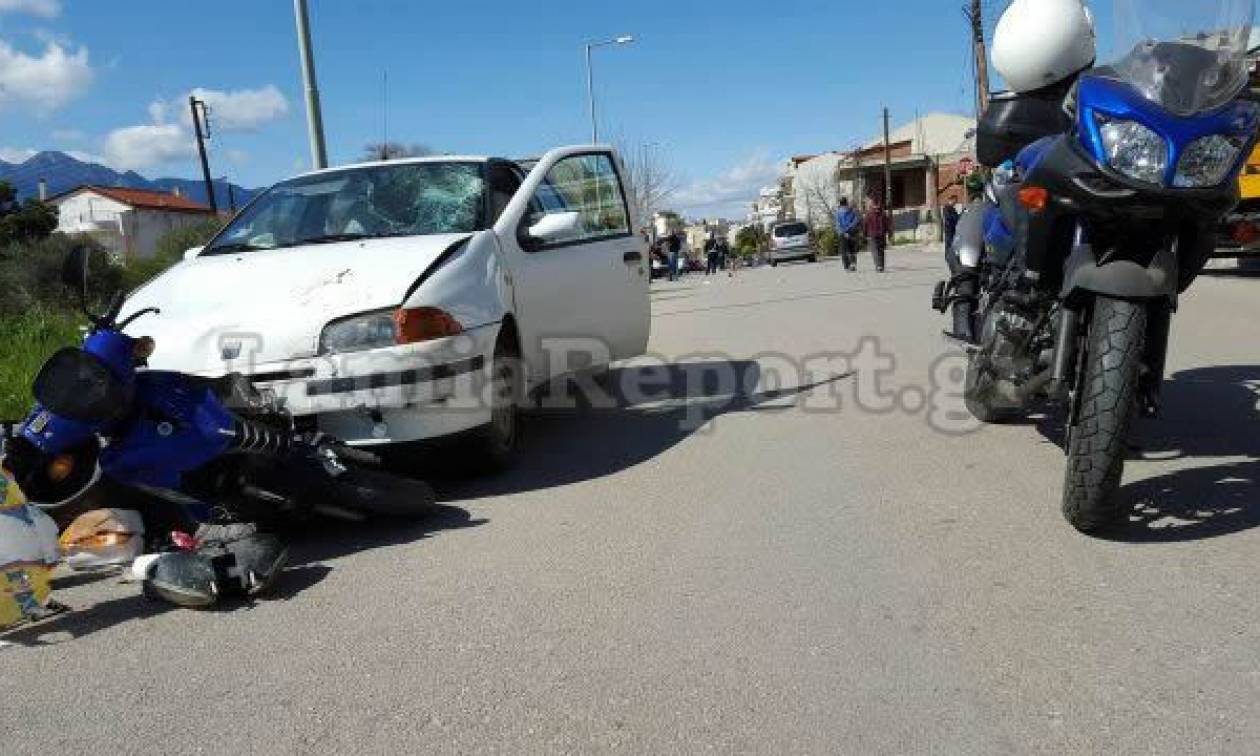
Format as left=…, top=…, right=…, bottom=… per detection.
left=527, top=153, right=630, bottom=245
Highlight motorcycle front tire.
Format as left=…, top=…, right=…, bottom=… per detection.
left=328, top=467, right=438, bottom=518
left=1062, top=296, right=1147, bottom=534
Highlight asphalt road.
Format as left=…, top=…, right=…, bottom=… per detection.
left=3, top=248, right=1259, bottom=754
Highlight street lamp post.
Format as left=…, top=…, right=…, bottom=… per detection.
left=584, top=35, right=635, bottom=144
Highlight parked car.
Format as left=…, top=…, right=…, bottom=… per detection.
left=120, top=146, right=651, bottom=468
left=767, top=221, right=817, bottom=266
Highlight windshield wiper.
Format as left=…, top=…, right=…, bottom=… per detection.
left=294, top=233, right=374, bottom=245
left=204, top=242, right=270, bottom=255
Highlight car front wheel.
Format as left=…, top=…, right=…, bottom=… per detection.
left=471, top=329, right=522, bottom=471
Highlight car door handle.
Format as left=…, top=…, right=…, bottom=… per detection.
left=623, top=251, right=643, bottom=263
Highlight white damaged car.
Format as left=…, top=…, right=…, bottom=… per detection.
left=121, top=146, right=651, bottom=467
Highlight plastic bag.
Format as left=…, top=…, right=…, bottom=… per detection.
left=0, top=466, right=61, bottom=629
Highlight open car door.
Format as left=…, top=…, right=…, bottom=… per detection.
left=493, top=147, right=650, bottom=386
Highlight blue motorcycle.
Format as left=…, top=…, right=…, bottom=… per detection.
left=934, top=2, right=1259, bottom=532
left=3, top=246, right=436, bottom=605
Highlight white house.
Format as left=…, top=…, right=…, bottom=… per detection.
left=49, top=185, right=217, bottom=261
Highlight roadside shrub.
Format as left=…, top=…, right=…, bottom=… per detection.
left=0, top=235, right=120, bottom=319
left=153, top=219, right=222, bottom=262
left=0, top=307, right=83, bottom=420
left=814, top=226, right=840, bottom=257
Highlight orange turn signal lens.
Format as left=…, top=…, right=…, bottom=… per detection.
left=1018, top=186, right=1050, bottom=212
left=47, top=454, right=75, bottom=483
left=393, top=307, right=463, bottom=345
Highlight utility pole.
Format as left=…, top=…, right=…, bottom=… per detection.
left=189, top=96, right=218, bottom=214
left=882, top=107, right=893, bottom=211
left=294, top=0, right=328, bottom=169
left=226, top=181, right=237, bottom=214
left=585, top=43, right=597, bottom=144
left=964, top=0, right=991, bottom=116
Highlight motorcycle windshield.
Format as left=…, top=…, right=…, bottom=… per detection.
left=1110, top=0, right=1255, bottom=115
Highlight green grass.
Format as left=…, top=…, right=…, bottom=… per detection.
left=0, top=308, right=84, bottom=421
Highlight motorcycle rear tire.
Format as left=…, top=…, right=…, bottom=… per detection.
left=328, top=467, right=438, bottom=518
left=1062, top=297, right=1147, bottom=534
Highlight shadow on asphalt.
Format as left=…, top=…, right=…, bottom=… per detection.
left=283, top=504, right=486, bottom=567
left=1, top=509, right=483, bottom=647
left=0, top=564, right=334, bottom=647
left=428, top=361, right=852, bottom=503
left=1030, top=366, right=1260, bottom=541
left=1100, top=365, right=1260, bottom=542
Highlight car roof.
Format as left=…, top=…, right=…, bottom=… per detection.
left=293, top=155, right=500, bottom=180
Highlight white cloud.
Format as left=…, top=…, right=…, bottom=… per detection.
left=100, top=83, right=284, bottom=171
left=104, top=122, right=195, bottom=170
left=147, top=99, right=168, bottom=124
left=183, top=85, right=289, bottom=132
left=673, top=152, right=783, bottom=219
left=0, top=146, right=37, bottom=163
left=0, top=0, right=60, bottom=18
left=0, top=40, right=93, bottom=113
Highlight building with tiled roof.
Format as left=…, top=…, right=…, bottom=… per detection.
left=48, top=184, right=217, bottom=260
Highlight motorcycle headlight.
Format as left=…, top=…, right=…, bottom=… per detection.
left=1097, top=116, right=1168, bottom=186
left=319, top=309, right=397, bottom=354
left=1174, top=134, right=1248, bottom=188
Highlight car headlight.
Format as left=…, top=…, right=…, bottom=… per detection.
left=1097, top=116, right=1168, bottom=185
left=319, top=308, right=397, bottom=354
left=1174, top=134, right=1248, bottom=188
left=318, top=306, right=464, bottom=354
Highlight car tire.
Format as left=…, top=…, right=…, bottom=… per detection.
left=470, top=327, right=522, bottom=472
left=770, top=260, right=778, bottom=267
left=808, top=254, right=818, bottom=263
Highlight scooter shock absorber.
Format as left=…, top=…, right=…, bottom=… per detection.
left=226, top=416, right=293, bottom=458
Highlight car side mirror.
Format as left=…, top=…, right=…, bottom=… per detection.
left=522, top=211, right=582, bottom=250
left=183, top=246, right=204, bottom=261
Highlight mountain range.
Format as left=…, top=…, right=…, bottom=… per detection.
left=0, top=151, right=256, bottom=210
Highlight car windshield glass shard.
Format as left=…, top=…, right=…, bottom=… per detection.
left=206, top=161, right=488, bottom=254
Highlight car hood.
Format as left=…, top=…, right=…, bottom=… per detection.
left=122, top=233, right=471, bottom=374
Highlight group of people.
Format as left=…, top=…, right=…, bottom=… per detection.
left=703, top=235, right=731, bottom=276
left=833, top=196, right=892, bottom=273
left=832, top=196, right=965, bottom=272
left=652, top=232, right=734, bottom=281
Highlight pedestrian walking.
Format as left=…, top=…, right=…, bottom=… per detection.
left=942, top=202, right=960, bottom=255
left=668, top=232, right=682, bottom=282
left=863, top=197, right=891, bottom=273
left=834, top=197, right=860, bottom=271
left=705, top=235, right=720, bottom=276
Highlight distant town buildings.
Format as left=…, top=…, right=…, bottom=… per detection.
left=750, top=112, right=977, bottom=242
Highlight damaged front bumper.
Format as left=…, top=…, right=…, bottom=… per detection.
left=219, top=324, right=500, bottom=446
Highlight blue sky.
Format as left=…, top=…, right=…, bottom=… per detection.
left=0, top=0, right=1119, bottom=217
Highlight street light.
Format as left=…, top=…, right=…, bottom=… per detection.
left=585, top=34, right=635, bottom=144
